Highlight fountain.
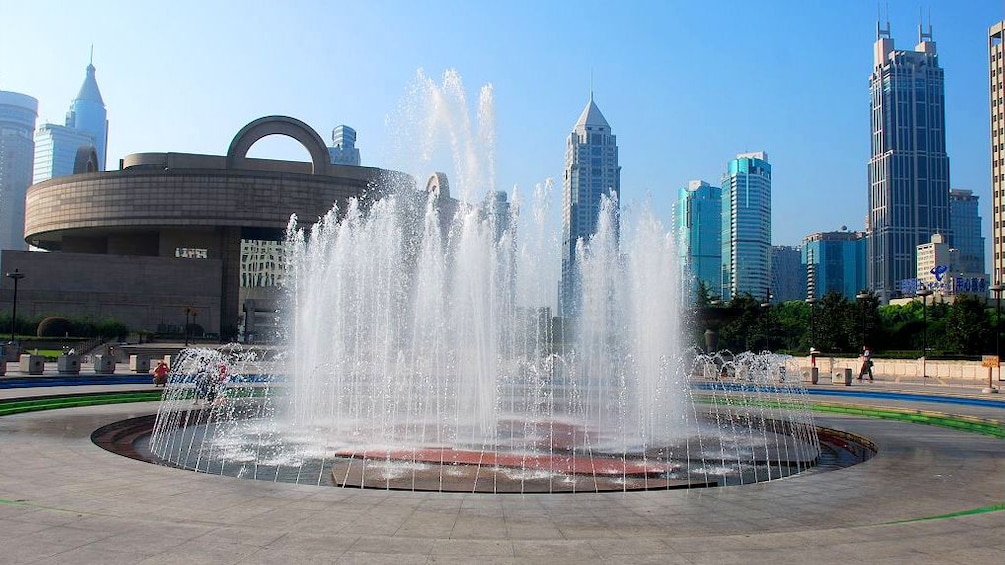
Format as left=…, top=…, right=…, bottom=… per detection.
left=147, top=71, right=821, bottom=492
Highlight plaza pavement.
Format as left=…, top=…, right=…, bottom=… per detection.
left=0, top=364, right=1001, bottom=564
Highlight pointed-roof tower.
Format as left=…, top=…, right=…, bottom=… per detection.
left=574, top=92, right=610, bottom=130
left=64, top=51, right=108, bottom=171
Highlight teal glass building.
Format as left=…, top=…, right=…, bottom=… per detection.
left=673, top=180, right=721, bottom=301
left=721, top=152, right=771, bottom=301
left=802, top=231, right=867, bottom=300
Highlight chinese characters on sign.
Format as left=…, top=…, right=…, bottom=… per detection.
left=175, top=248, right=208, bottom=259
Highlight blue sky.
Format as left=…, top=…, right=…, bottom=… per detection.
left=1, top=0, right=1002, bottom=255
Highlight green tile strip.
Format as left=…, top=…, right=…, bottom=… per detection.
left=882, top=503, right=1005, bottom=524
left=698, top=396, right=1005, bottom=439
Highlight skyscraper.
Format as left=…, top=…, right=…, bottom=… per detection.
left=989, top=21, right=1005, bottom=286
left=802, top=230, right=867, bottom=301
left=32, top=124, right=97, bottom=184
left=673, top=180, right=720, bottom=300
left=0, top=90, right=38, bottom=251
left=721, top=151, right=771, bottom=301
left=560, top=94, right=620, bottom=317
left=771, top=246, right=805, bottom=303
left=868, top=21, right=951, bottom=302
left=948, top=189, right=986, bottom=276
left=328, top=125, right=360, bottom=166
left=33, top=58, right=108, bottom=183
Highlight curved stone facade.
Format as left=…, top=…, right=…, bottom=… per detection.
left=11, top=115, right=411, bottom=339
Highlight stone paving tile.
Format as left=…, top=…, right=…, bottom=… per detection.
left=0, top=388, right=1001, bottom=563
left=42, top=545, right=152, bottom=565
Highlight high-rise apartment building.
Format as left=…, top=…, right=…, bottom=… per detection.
left=721, top=152, right=771, bottom=301
left=868, top=22, right=951, bottom=302
left=802, top=230, right=867, bottom=301
left=328, top=125, right=360, bottom=166
left=0, top=91, right=38, bottom=251
left=560, top=94, right=620, bottom=317
left=771, top=246, right=805, bottom=303
left=33, top=59, right=108, bottom=183
left=673, top=180, right=721, bottom=300
left=948, top=189, right=986, bottom=276
left=989, top=21, right=1005, bottom=286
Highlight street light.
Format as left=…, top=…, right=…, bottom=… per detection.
left=917, top=288, right=934, bottom=379
left=760, top=290, right=773, bottom=352
left=855, top=291, right=870, bottom=354
left=805, top=297, right=818, bottom=349
left=184, top=306, right=197, bottom=346
left=991, top=284, right=1004, bottom=383
left=5, top=269, right=25, bottom=345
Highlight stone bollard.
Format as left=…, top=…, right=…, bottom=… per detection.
left=93, top=354, right=116, bottom=375
left=57, top=354, right=81, bottom=375
left=19, top=354, right=45, bottom=375
left=129, top=355, right=150, bottom=374
left=810, top=367, right=819, bottom=385
left=843, top=367, right=853, bottom=386
left=0, top=354, right=5, bottom=376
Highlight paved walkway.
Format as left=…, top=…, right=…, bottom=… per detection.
left=0, top=379, right=1001, bottom=563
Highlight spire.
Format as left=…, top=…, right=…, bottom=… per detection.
left=575, top=94, right=610, bottom=130
left=75, top=54, right=104, bottom=106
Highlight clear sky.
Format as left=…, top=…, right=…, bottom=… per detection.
left=1, top=0, right=1002, bottom=257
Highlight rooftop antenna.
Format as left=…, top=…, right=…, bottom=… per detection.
left=919, top=7, right=933, bottom=42
left=89, top=44, right=93, bottom=65
left=877, top=1, right=891, bottom=39
left=590, top=68, right=594, bottom=101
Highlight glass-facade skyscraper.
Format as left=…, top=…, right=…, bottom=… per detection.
left=0, top=91, right=38, bottom=251
left=721, top=152, right=771, bottom=301
left=32, top=124, right=96, bottom=184
left=948, top=189, right=986, bottom=276
left=802, top=231, right=867, bottom=301
left=867, top=22, right=951, bottom=302
left=560, top=94, right=620, bottom=317
left=33, top=59, right=108, bottom=184
left=771, top=245, right=805, bottom=303
left=673, top=180, right=720, bottom=301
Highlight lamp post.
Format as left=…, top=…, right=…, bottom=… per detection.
left=917, top=288, right=933, bottom=379
left=805, top=296, right=817, bottom=349
left=184, top=307, right=195, bottom=346
left=992, top=284, right=1004, bottom=383
left=855, top=291, right=870, bottom=353
left=760, top=290, right=773, bottom=352
left=5, top=269, right=25, bottom=345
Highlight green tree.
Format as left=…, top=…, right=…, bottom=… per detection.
left=941, top=295, right=991, bottom=355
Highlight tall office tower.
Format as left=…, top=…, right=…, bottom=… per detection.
left=989, top=21, right=1005, bottom=286
left=560, top=94, right=620, bottom=317
left=802, top=230, right=868, bottom=300
left=771, top=246, right=805, bottom=303
left=0, top=91, right=38, bottom=251
left=673, top=180, right=721, bottom=301
left=868, top=21, right=951, bottom=302
left=328, top=125, right=361, bottom=166
left=720, top=151, right=771, bottom=301
left=948, top=189, right=986, bottom=275
left=33, top=58, right=108, bottom=183
left=32, top=124, right=97, bottom=184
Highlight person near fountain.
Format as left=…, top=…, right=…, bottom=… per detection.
left=194, top=363, right=212, bottom=405
left=153, top=360, right=169, bottom=387
left=857, top=347, right=874, bottom=381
